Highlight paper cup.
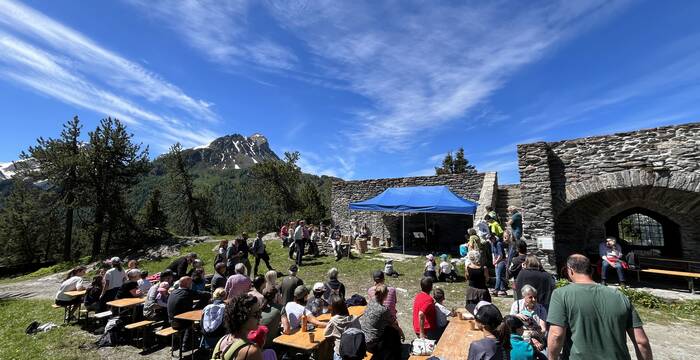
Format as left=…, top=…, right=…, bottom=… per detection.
left=308, top=332, right=315, bottom=343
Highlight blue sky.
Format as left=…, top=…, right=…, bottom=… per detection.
left=1, top=0, right=700, bottom=183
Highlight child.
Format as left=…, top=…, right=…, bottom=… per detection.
left=433, top=288, right=453, bottom=338
left=424, top=254, right=438, bottom=282
left=384, top=259, right=399, bottom=277
left=504, top=315, right=536, bottom=360
left=438, top=254, right=458, bottom=282
left=137, top=270, right=152, bottom=294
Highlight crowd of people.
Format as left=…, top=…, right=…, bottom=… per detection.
left=51, top=206, right=655, bottom=360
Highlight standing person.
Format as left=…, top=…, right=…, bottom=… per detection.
left=486, top=215, right=504, bottom=240
left=263, top=270, right=283, bottom=306
left=329, top=225, right=343, bottom=261
left=227, top=239, right=241, bottom=277
left=503, top=230, right=517, bottom=274
left=515, top=255, right=555, bottom=309
left=324, top=267, right=346, bottom=302
left=508, top=206, right=523, bottom=240
left=293, top=220, right=306, bottom=266
left=600, top=236, right=626, bottom=286
left=368, top=270, right=398, bottom=318
left=279, top=265, right=304, bottom=304
left=288, top=221, right=298, bottom=260
left=280, top=222, right=290, bottom=248
left=324, top=296, right=361, bottom=360
left=166, top=253, right=197, bottom=280
left=476, top=219, right=491, bottom=242
left=211, top=294, right=264, bottom=360
left=485, top=206, right=498, bottom=221
left=252, top=231, right=274, bottom=276
left=490, top=234, right=508, bottom=297
left=508, top=240, right=528, bottom=282
left=547, top=254, right=653, bottom=360
left=214, top=240, right=228, bottom=268
left=238, top=234, right=253, bottom=277
left=100, top=257, right=126, bottom=311
left=413, top=277, right=438, bottom=340
left=465, top=251, right=492, bottom=306
left=55, top=266, right=87, bottom=321
left=225, top=263, right=252, bottom=301
left=467, top=303, right=511, bottom=360
left=360, top=284, right=404, bottom=360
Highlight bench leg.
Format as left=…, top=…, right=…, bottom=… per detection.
left=689, top=278, right=695, bottom=294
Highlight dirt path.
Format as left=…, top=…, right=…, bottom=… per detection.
left=0, top=272, right=63, bottom=300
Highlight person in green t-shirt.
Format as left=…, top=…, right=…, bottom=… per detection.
left=547, top=254, right=652, bottom=360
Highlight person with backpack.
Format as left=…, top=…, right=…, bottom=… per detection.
left=324, top=267, right=346, bottom=303
left=324, top=296, right=362, bottom=360
left=360, top=284, right=404, bottom=360
left=201, top=288, right=227, bottom=350
left=211, top=294, right=263, bottom=360
left=252, top=231, right=275, bottom=276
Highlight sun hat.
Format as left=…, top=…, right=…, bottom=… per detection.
left=110, top=257, right=121, bottom=264
left=426, top=254, right=434, bottom=261
left=312, top=282, right=326, bottom=292
left=294, top=285, right=309, bottom=300
left=440, top=254, right=448, bottom=260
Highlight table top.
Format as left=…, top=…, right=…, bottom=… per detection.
left=316, top=305, right=366, bottom=322
left=273, top=326, right=326, bottom=351
left=433, top=318, right=483, bottom=359
left=64, top=290, right=86, bottom=297
left=175, top=309, right=203, bottom=322
left=107, top=297, right=145, bottom=308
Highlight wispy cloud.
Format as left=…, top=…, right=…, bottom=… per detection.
left=291, top=149, right=355, bottom=179
left=486, top=138, right=543, bottom=157
left=406, top=168, right=435, bottom=177
left=0, top=0, right=218, bottom=149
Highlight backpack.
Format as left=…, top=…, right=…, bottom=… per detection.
left=345, top=294, right=367, bottom=307
left=202, top=303, right=226, bottom=334
left=211, top=336, right=251, bottom=360
left=96, top=318, right=124, bottom=348
left=339, top=327, right=366, bottom=360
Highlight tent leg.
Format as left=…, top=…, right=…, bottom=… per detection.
left=424, top=213, right=428, bottom=251
left=402, top=214, right=405, bottom=255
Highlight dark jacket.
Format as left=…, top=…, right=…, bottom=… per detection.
left=280, top=275, right=304, bottom=304
left=211, top=272, right=226, bottom=290
left=324, top=278, right=346, bottom=302
left=116, top=281, right=139, bottom=299
left=508, top=254, right=527, bottom=280
left=515, top=268, right=555, bottom=307
left=167, top=287, right=195, bottom=322
left=167, top=257, right=189, bottom=280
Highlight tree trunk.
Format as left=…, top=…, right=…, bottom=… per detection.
left=91, top=206, right=105, bottom=260
left=63, top=197, right=74, bottom=261
left=186, top=190, right=199, bottom=236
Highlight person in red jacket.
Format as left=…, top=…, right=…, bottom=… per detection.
left=413, top=277, right=439, bottom=340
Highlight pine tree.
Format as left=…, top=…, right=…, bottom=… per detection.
left=141, top=188, right=167, bottom=229
left=18, top=116, right=84, bottom=261
left=165, top=143, right=201, bottom=235
left=435, top=152, right=454, bottom=175
left=298, top=181, right=325, bottom=224
left=453, top=147, right=475, bottom=173
left=251, top=151, right=301, bottom=226
left=84, top=118, right=149, bottom=259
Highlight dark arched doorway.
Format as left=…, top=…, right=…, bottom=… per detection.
left=604, top=207, right=681, bottom=258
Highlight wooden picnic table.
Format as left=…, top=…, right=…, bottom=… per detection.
left=273, top=326, right=326, bottom=351
left=107, top=297, right=145, bottom=308
left=64, top=289, right=87, bottom=297
left=408, top=317, right=483, bottom=360
left=316, top=305, right=366, bottom=322
left=174, top=309, right=203, bottom=322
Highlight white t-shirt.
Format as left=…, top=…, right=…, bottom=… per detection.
left=439, top=261, right=451, bottom=274
left=425, top=261, right=435, bottom=272
left=104, top=268, right=126, bottom=290
left=137, top=278, right=152, bottom=294
left=285, top=302, right=311, bottom=330
left=435, top=302, right=452, bottom=328
left=55, top=276, right=85, bottom=301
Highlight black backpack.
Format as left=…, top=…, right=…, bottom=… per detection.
left=339, top=327, right=366, bottom=360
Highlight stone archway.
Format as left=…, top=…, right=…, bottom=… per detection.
left=552, top=171, right=700, bottom=268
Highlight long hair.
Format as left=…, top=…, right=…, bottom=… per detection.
left=64, top=266, right=87, bottom=281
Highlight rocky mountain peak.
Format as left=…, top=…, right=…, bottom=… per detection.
left=180, top=133, right=279, bottom=170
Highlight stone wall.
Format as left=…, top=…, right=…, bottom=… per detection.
left=518, top=122, right=700, bottom=269
left=331, top=172, right=486, bottom=244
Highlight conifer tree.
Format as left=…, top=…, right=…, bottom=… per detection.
left=142, top=188, right=167, bottom=229
left=435, top=152, right=454, bottom=175
left=165, top=143, right=200, bottom=235
left=453, top=147, right=475, bottom=173
left=251, top=151, right=301, bottom=226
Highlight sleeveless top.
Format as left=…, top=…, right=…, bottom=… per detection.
left=212, top=335, right=253, bottom=360
left=468, top=267, right=487, bottom=289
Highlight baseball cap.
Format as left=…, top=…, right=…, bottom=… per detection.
left=466, top=300, right=491, bottom=316
left=312, top=282, right=326, bottom=292
left=293, top=285, right=309, bottom=300
left=372, top=270, right=385, bottom=281
left=110, top=257, right=121, bottom=264
left=474, top=303, right=503, bottom=329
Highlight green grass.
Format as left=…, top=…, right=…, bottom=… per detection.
left=0, top=299, right=99, bottom=360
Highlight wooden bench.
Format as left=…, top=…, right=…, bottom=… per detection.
left=641, top=269, right=700, bottom=293
left=125, top=320, right=155, bottom=349
left=94, top=310, right=113, bottom=320
left=156, top=327, right=182, bottom=359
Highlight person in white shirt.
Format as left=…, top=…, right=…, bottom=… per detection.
left=281, top=285, right=326, bottom=333
left=438, top=255, right=458, bottom=282
left=432, top=288, right=453, bottom=338
left=137, top=270, right=152, bottom=294
left=100, top=257, right=127, bottom=311
left=55, top=266, right=87, bottom=321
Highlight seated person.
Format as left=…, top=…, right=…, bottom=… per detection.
left=260, top=288, right=282, bottom=347
left=510, top=285, right=547, bottom=352
left=137, top=270, right=152, bottom=295
left=168, top=277, right=200, bottom=350
left=433, top=288, right=453, bottom=337
left=211, top=294, right=263, bottom=360
left=383, top=259, right=399, bottom=277
left=505, top=315, right=536, bottom=360
left=248, top=325, right=277, bottom=360
left=306, top=283, right=329, bottom=316
left=200, top=288, right=227, bottom=350
left=599, top=236, right=626, bottom=286
left=211, top=262, right=227, bottom=290
left=468, top=303, right=510, bottom=360
left=191, top=269, right=206, bottom=292
left=55, top=266, right=87, bottom=321
left=116, top=280, right=141, bottom=299
left=438, top=255, right=458, bottom=282
left=84, top=275, right=103, bottom=312
left=281, top=286, right=326, bottom=333
left=324, top=296, right=361, bottom=360
left=424, top=254, right=438, bottom=282
left=144, top=281, right=170, bottom=324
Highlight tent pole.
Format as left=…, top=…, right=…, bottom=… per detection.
left=402, top=214, right=405, bottom=255
left=424, top=213, right=428, bottom=249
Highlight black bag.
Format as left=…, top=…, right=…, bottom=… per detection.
left=96, top=318, right=124, bottom=348
left=345, top=294, right=367, bottom=307
left=339, top=327, right=366, bottom=360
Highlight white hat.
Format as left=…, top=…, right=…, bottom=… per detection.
left=110, top=257, right=121, bottom=264
left=312, top=282, right=326, bottom=292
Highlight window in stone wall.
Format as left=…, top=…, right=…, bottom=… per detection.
left=617, top=213, right=665, bottom=247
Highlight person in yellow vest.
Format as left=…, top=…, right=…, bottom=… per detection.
left=485, top=215, right=503, bottom=239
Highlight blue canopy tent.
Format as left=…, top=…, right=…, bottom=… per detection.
left=349, top=185, right=478, bottom=253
